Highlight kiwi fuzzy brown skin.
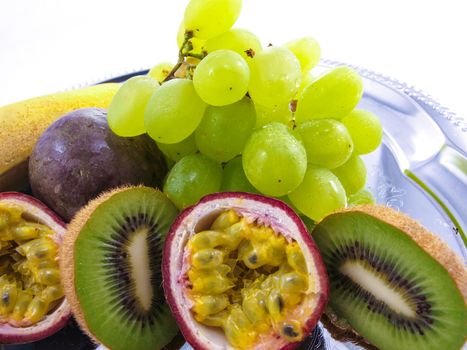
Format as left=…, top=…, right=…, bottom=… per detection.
left=29, top=108, right=167, bottom=222
left=59, top=185, right=179, bottom=350
left=319, top=312, right=378, bottom=350
left=315, top=204, right=467, bottom=349
left=59, top=186, right=120, bottom=345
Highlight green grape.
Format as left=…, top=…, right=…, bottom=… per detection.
left=177, top=21, right=206, bottom=54
left=107, top=76, right=159, bottom=137
left=195, top=97, right=256, bottom=162
left=348, top=188, right=375, bottom=206
left=193, top=50, right=250, bottom=106
left=341, top=109, right=383, bottom=154
left=295, top=66, right=363, bottom=123
left=145, top=79, right=206, bottom=144
left=205, top=28, right=262, bottom=60
left=157, top=133, right=197, bottom=162
left=289, top=165, right=347, bottom=221
left=242, top=123, right=306, bottom=196
left=297, top=70, right=320, bottom=97
left=148, top=62, right=173, bottom=83
left=248, top=46, right=301, bottom=108
left=163, top=153, right=222, bottom=209
left=221, top=156, right=258, bottom=193
left=254, top=103, right=292, bottom=127
left=297, top=119, right=353, bottom=169
left=184, top=0, right=242, bottom=40
left=332, top=155, right=367, bottom=195
left=284, top=37, right=321, bottom=73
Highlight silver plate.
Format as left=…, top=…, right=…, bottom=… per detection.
left=6, top=60, right=465, bottom=350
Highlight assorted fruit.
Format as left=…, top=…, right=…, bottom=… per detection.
left=106, top=0, right=382, bottom=221
left=0, top=0, right=465, bottom=349
left=0, top=83, right=119, bottom=193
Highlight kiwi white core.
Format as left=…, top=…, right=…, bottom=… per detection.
left=128, top=227, right=153, bottom=311
left=339, top=261, right=415, bottom=318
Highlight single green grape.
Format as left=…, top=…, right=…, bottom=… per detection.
left=144, top=79, right=206, bottom=144
left=297, top=119, right=353, bottom=169
left=184, top=0, right=242, bottom=40
left=163, top=153, right=222, bottom=209
left=193, top=50, right=250, bottom=106
left=157, top=133, right=197, bottom=162
left=296, top=70, right=320, bottom=97
left=176, top=21, right=206, bottom=54
left=204, top=28, right=262, bottom=60
left=242, top=123, right=307, bottom=197
left=284, top=37, right=321, bottom=73
left=107, top=75, right=159, bottom=137
left=332, top=155, right=367, bottom=195
left=348, top=188, right=375, bottom=206
left=295, top=66, right=363, bottom=123
left=195, top=97, right=256, bottom=162
left=248, top=46, right=301, bottom=108
left=254, top=103, right=292, bottom=128
left=289, top=165, right=347, bottom=221
left=221, top=156, right=258, bottom=193
left=147, top=62, right=173, bottom=83
left=342, top=109, right=383, bottom=154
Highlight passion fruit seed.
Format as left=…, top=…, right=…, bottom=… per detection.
left=186, top=210, right=310, bottom=349
left=281, top=320, right=303, bottom=341
left=0, top=204, right=62, bottom=327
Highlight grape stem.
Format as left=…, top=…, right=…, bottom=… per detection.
left=163, top=31, right=206, bottom=82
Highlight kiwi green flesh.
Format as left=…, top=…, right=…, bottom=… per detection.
left=313, top=211, right=467, bottom=350
left=74, top=187, right=179, bottom=350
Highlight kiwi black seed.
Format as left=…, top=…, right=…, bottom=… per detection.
left=313, top=205, right=467, bottom=350
left=60, top=186, right=179, bottom=350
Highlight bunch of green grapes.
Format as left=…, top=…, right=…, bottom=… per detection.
left=106, top=0, right=382, bottom=220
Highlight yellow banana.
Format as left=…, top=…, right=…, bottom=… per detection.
left=0, top=83, right=120, bottom=191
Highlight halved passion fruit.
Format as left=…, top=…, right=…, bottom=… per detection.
left=0, top=192, right=70, bottom=343
left=163, top=192, right=329, bottom=350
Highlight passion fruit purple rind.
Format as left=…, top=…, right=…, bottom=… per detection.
left=163, top=192, right=329, bottom=350
left=0, top=192, right=70, bottom=344
left=29, top=108, right=167, bottom=222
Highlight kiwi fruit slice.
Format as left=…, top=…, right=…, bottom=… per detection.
left=313, top=205, right=467, bottom=350
left=60, top=186, right=179, bottom=350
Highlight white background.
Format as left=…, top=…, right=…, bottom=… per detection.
left=0, top=0, right=466, bottom=119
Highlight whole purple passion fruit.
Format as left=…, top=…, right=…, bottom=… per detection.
left=29, top=108, right=167, bottom=222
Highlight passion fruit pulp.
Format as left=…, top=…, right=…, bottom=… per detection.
left=0, top=192, right=70, bottom=343
left=163, top=192, right=329, bottom=350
